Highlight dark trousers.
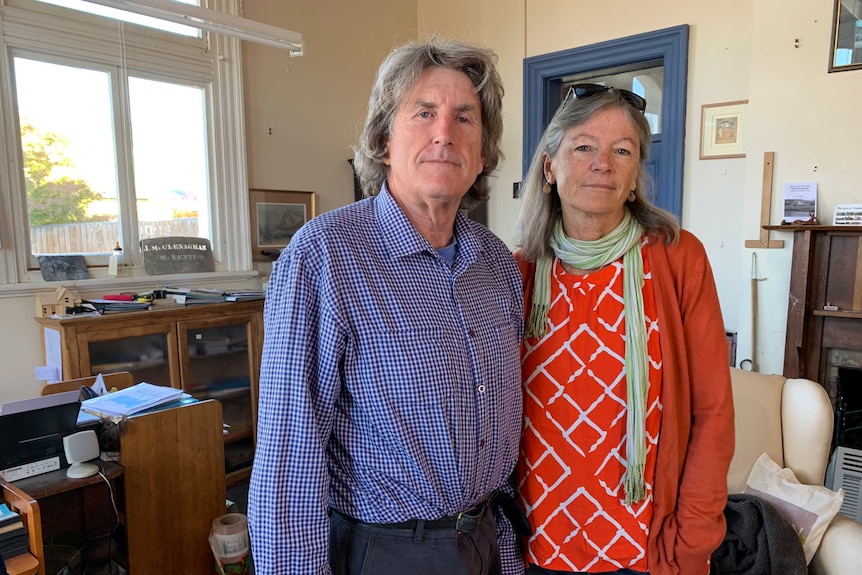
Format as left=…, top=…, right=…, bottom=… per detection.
left=527, top=566, right=648, bottom=575
left=329, top=508, right=502, bottom=575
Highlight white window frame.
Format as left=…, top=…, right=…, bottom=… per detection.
left=0, top=0, right=252, bottom=291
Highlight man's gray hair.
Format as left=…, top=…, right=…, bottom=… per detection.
left=353, top=37, right=504, bottom=210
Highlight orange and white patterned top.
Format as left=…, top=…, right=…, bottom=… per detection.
left=518, top=246, right=663, bottom=572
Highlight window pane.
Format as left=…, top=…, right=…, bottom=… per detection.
left=15, top=57, right=119, bottom=255
left=34, top=0, right=201, bottom=37
left=129, top=77, right=208, bottom=242
left=563, top=64, right=664, bottom=135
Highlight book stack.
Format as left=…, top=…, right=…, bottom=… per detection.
left=0, top=503, right=28, bottom=559
left=224, top=290, right=265, bottom=302
left=164, top=287, right=227, bottom=306
left=82, top=298, right=152, bottom=314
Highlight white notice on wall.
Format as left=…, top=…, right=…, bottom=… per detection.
left=37, top=327, right=63, bottom=384
left=782, top=181, right=817, bottom=223
left=44, top=328, right=62, bottom=371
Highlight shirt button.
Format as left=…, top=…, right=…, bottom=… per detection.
left=480, top=438, right=486, bottom=447
left=468, top=330, right=476, bottom=337
left=477, top=384, right=486, bottom=393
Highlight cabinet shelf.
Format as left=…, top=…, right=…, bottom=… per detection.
left=91, top=358, right=168, bottom=373
left=812, top=309, right=862, bottom=319
left=189, top=348, right=248, bottom=360
left=192, top=386, right=251, bottom=401
left=225, top=428, right=253, bottom=444
left=764, top=225, right=862, bottom=232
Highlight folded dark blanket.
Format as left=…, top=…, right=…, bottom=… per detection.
left=710, top=493, right=807, bottom=575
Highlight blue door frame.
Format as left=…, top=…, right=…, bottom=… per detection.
left=523, top=25, right=689, bottom=219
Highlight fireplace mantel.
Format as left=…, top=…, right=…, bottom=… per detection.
left=780, top=226, right=862, bottom=388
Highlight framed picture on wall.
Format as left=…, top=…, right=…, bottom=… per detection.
left=249, top=189, right=316, bottom=261
left=699, top=100, right=748, bottom=159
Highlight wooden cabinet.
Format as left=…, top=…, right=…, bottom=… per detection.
left=35, top=300, right=263, bottom=484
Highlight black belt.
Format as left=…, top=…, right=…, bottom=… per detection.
left=331, top=499, right=489, bottom=533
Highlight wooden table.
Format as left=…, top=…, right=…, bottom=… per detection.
left=14, top=461, right=123, bottom=575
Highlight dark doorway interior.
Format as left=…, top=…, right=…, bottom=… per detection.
left=835, top=367, right=862, bottom=450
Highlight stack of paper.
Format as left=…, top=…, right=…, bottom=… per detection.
left=83, top=299, right=152, bottom=313
left=81, top=382, right=184, bottom=419
left=164, top=287, right=227, bottom=305
left=224, top=290, right=265, bottom=302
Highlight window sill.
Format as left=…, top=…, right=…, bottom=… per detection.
left=0, top=268, right=261, bottom=299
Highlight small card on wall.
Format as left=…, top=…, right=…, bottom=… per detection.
left=782, top=181, right=817, bottom=224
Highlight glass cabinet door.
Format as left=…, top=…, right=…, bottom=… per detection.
left=182, top=319, right=256, bottom=478
left=80, top=324, right=176, bottom=387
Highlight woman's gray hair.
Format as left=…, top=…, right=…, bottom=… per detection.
left=515, top=90, right=679, bottom=261
left=353, top=37, right=504, bottom=210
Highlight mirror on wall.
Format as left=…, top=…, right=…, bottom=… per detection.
left=830, top=0, right=862, bottom=72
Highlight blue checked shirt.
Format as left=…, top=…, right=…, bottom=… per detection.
left=248, top=186, right=524, bottom=574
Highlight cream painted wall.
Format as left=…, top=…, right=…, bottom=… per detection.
left=0, top=296, right=49, bottom=400
left=419, top=0, right=862, bottom=376
left=242, top=0, right=418, bottom=214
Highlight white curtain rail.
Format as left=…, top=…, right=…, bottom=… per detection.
left=80, top=0, right=304, bottom=54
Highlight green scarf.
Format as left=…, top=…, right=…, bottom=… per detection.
left=526, top=211, right=649, bottom=505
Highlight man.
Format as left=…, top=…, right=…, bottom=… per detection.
left=248, top=37, right=524, bottom=574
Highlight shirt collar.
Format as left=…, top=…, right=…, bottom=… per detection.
left=375, top=182, right=481, bottom=264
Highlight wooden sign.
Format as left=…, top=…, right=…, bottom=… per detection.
left=140, top=237, right=214, bottom=275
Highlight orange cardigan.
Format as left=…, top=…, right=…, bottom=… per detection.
left=516, top=230, right=734, bottom=575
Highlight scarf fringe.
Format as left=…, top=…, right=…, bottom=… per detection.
left=624, top=463, right=646, bottom=505
left=525, top=303, right=549, bottom=339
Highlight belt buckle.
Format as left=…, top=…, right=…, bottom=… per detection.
left=455, top=501, right=484, bottom=533
left=455, top=510, right=467, bottom=534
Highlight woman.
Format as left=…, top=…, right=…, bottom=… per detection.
left=514, top=84, right=734, bottom=575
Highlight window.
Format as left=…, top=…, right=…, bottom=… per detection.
left=0, top=0, right=250, bottom=282
left=34, top=0, right=201, bottom=36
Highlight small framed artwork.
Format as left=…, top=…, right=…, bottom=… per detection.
left=249, top=189, right=316, bottom=261
left=699, top=100, right=748, bottom=159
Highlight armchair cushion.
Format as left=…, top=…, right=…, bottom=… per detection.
left=781, top=378, right=834, bottom=487
left=727, top=369, right=786, bottom=493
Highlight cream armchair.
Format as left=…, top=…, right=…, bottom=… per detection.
left=728, top=367, right=862, bottom=575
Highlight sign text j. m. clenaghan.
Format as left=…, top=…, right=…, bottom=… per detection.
left=140, top=237, right=215, bottom=275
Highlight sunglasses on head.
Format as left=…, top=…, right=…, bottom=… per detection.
left=565, top=83, right=647, bottom=113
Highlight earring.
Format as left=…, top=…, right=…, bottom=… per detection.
left=542, top=179, right=552, bottom=194
left=628, top=190, right=636, bottom=202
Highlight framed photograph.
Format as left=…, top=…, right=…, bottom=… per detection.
left=249, top=189, right=315, bottom=261
left=699, top=100, right=748, bottom=159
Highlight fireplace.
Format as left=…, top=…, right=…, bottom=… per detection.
left=782, top=227, right=862, bottom=386
left=834, top=364, right=862, bottom=450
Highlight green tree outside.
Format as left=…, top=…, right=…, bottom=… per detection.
left=21, top=121, right=110, bottom=226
